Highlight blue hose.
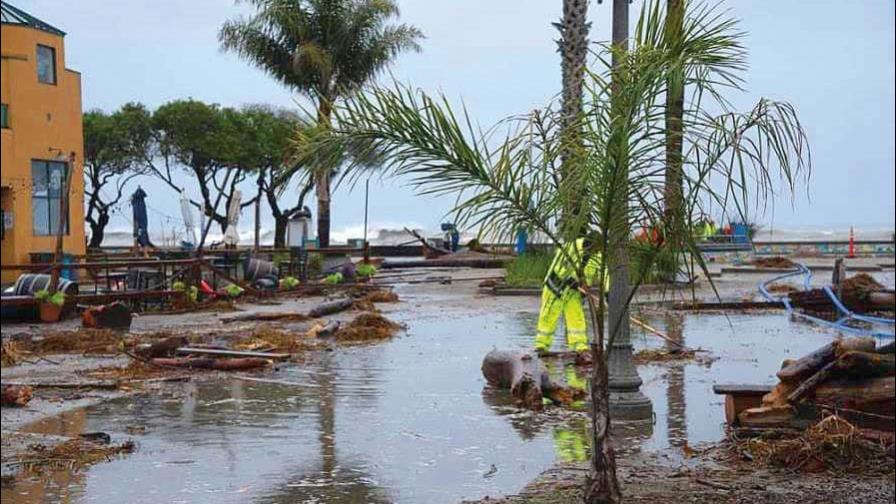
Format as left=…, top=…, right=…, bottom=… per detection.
left=758, top=263, right=894, bottom=340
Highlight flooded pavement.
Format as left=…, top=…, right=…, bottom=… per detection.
left=3, top=273, right=892, bottom=504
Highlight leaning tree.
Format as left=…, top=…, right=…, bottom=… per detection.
left=219, top=0, right=422, bottom=247
left=82, top=103, right=153, bottom=249
left=298, top=1, right=810, bottom=501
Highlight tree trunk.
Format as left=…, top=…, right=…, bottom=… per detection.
left=316, top=170, right=332, bottom=248
left=587, top=1, right=630, bottom=503
left=317, top=99, right=333, bottom=248
left=663, top=0, right=685, bottom=235
left=481, top=349, right=584, bottom=410
left=274, top=215, right=288, bottom=248
left=87, top=209, right=110, bottom=249
left=556, top=0, right=590, bottom=227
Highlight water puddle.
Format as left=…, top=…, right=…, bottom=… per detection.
left=3, top=283, right=877, bottom=503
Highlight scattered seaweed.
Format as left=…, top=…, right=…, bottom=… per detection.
left=766, top=283, right=798, bottom=294
left=362, top=289, right=399, bottom=303
left=841, top=273, right=885, bottom=298
left=83, top=361, right=180, bottom=383
left=334, top=313, right=403, bottom=343
left=32, top=329, right=124, bottom=355
left=633, top=348, right=698, bottom=364
left=233, top=326, right=325, bottom=353
left=752, top=256, right=796, bottom=269
left=1, top=339, right=25, bottom=367
left=727, top=415, right=892, bottom=473
left=14, top=438, right=135, bottom=474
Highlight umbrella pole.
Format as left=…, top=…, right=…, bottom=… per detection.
left=254, top=175, right=262, bottom=252
left=50, top=152, right=75, bottom=293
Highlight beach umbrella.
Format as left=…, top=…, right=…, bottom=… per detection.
left=223, top=189, right=242, bottom=247
left=131, top=187, right=150, bottom=247
left=179, top=193, right=197, bottom=247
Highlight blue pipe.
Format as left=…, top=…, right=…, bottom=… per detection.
left=758, top=263, right=894, bottom=340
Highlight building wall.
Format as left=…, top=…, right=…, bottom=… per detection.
left=1, top=23, right=85, bottom=283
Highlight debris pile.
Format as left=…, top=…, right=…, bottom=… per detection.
left=1, top=384, right=33, bottom=407
left=334, top=313, right=403, bottom=343
left=15, top=437, right=135, bottom=474
left=32, top=329, right=124, bottom=355
left=753, top=256, right=796, bottom=269
left=732, top=337, right=894, bottom=433
left=1, top=339, right=25, bottom=367
left=728, top=414, right=892, bottom=473
left=633, top=347, right=698, bottom=364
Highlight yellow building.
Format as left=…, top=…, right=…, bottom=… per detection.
left=1, top=2, right=85, bottom=283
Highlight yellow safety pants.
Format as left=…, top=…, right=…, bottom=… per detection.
left=535, top=287, right=588, bottom=352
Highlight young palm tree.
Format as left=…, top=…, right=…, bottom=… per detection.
left=219, top=0, right=422, bottom=247
left=298, top=1, right=810, bottom=502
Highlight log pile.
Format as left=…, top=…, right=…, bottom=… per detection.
left=735, top=337, right=895, bottom=430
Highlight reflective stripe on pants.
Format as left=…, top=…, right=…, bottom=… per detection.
left=535, top=286, right=588, bottom=352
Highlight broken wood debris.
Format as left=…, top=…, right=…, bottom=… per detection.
left=150, top=357, right=270, bottom=371
left=723, top=337, right=895, bottom=431
left=175, top=347, right=290, bottom=360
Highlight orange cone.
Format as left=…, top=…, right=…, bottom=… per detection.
left=848, top=226, right=856, bottom=258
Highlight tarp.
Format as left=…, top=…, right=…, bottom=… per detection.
left=131, top=187, right=151, bottom=247
left=179, top=193, right=197, bottom=248
left=223, top=189, right=242, bottom=247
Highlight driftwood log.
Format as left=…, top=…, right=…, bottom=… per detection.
left=307, top=298, right=355, bottom=318
left=835, top=351, right=895, bottom=378
left=1, top=384, right=33, bottom=407
left=135, top=336, right=188, bottom=359
left=810, top=376, right=896, bottom=416
left=776, top=337, right=876, bottom=383
left=150, top=357, right=270, bottom=371
left=81, top=302, right=132, bottom=330
left=481, top=349, right=583, bottom=410
left=221, top=311, right=309, bottom=323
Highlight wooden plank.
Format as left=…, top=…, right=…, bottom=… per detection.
left=712, top=384, right=775, bottom=395
left=175, top=347, right=290, bottom=360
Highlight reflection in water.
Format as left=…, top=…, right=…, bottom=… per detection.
left=664, top=312, right=688, bottom=448
left=553, top=419, right=590, bottom=463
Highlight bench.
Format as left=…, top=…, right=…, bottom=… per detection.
left=712, top=384, right=775, bottom=425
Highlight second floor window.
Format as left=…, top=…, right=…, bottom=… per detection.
left=37, top=44, right=56, bottom=84
left=1, top=103, right=8, bottom=128
left=32, top=160, right=69, bottom=236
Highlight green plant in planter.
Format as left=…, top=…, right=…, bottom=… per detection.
left=356, top=263, right=377, bottom=279
left=280, top=276, right=300, bottom=289
left=172, top=281, right=199, bottom=304
left=223, top=284, right=244, bottom=298
left=323, top=272, right=343, bottom=284
left=34, top=289, right=66, bottom=307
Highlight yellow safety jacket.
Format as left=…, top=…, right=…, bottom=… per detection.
left=543, top=238, right=608, bottom=298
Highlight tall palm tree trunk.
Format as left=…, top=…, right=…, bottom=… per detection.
left=664, top=0, right=685, bottom=238
left=316, top=100, right=333, bottom=248
left=556, top=0, right=590, bottom=229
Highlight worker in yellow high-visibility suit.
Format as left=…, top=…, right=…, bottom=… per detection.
left=535, top=238, right=608, bottom=355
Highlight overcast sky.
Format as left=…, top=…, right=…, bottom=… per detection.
left=15, top=0, right=896, bottom=241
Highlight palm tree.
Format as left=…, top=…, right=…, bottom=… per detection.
left=219, top=0, right=422, bottom=247
left=555, top=0, right=591, bottom=226
left=298, top=1, right=810, bottom=502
